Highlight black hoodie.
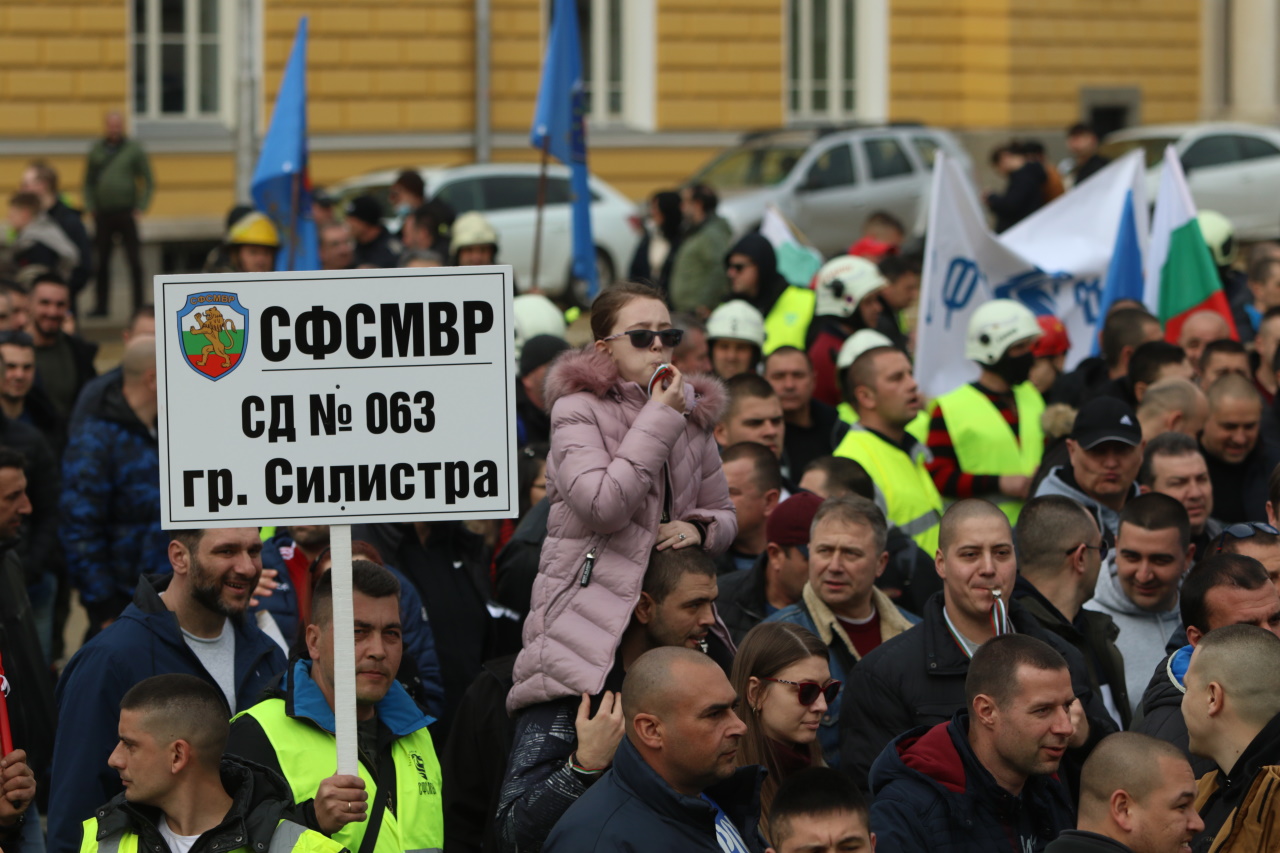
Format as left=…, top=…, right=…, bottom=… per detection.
left=726, top=233, right=789, bottom=319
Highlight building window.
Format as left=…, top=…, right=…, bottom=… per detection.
left=787, top=0, right=886, bottom=122
left=788, top=0, right=855, bottom=118
left=132, top=0, right=225, bottom=119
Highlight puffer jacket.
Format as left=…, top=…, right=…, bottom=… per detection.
left=507, top=347, right=736, bottom=712
left=1131, top=645, right=1217, bottom=777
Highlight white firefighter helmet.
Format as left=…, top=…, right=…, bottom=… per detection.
left=706, top=300, right=766, bottom=347
left=513, top=293, right=567, bottom=363
left=451, top=211, right=499, bottom=250
left=813, top=255, right=888, bottom=319
left=965, top=299, right=1042, bottom=365
left=836, top=328, right=895, bottom=371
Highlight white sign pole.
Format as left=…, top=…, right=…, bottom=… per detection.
left=329, top=523, right=357, bottom=776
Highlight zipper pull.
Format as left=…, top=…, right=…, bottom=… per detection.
left=579, top=548, right=597, bottom=587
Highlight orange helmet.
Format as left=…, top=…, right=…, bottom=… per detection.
left=1032, top=315, right=1070, bottom=358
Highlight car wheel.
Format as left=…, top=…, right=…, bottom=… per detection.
left=568, top=249, right=616, bottom=309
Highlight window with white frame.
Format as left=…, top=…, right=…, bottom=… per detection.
left=547, top=0, right=654, bottom=128
left=132, top=0, right=226, bottom=119
left=787, top=0, right=886, bottom=122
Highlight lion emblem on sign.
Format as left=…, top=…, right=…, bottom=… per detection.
left=177, top=293, right=250, bottom=381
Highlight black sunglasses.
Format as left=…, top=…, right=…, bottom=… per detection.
left=1064, top=541, right=1109, bottom=561
left=762, top=677, right=842, bottom=706
left=1216, top=522, right=1280, bottom=552
left=601, top=329, right=683, bottom=349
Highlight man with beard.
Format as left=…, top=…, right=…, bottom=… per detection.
left=228, top=561, right=444, bottom=853
left=46, top=527, right=286, bottom=853
left=925, top=300, right=1045, bottom=523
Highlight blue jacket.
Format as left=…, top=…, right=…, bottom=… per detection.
left=253, top=532, right=445, bottom=718
left=543, top=737, right=766, bottom=853
left=47, top=573, right=287, bottom=853
left=869, top=712, right=1075, bottom=853
left=59, top=375, right=168, bottom=622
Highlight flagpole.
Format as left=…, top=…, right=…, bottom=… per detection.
left=530, top=136, right=550, bottom=294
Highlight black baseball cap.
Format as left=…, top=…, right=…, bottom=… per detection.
left=1070, top=397, right=1142, bottom=449
left=345, top=195, right=383, bottom=226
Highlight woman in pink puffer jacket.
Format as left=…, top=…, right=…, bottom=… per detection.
left=506, top=282, right=737, bottom=713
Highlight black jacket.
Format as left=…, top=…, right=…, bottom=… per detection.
left=543, top=737, right=766, bottom=853
left=870, top=712, right=1075, bottom=853
left=36, top=330, right=98, bottom=416
left=48, top=199, right=93, bottom=295
left=728, top=233, right=790, bottom=321
left=1012, top=575, right=1131, bottom=729
left=441, top=654, right=517, bottom=853
left=515, top=380, right=552, bottom=447
left=353, top=521, right=521, bottom=740
left=988, top=161, right=1047, bottom=233
left=1, top=410, right=61, bottom=585
left=494, top=497, right=550, bottom=617
left=85, top=757, right=318, bottom=853
left=353, top=227, right=402, bottom=269
left=783, top=400, right=846, bottom=476
left=1201, top=441, right=1278, bottom=524
left=1046, top=357, right=1111, bottom=408
left=1072, top=155, right=1112, bottom=187
left=1047, top=831, right=1133, bottom=853
left=628, top=230, right=680, bottom=291
left=0, top=547, right=55, bottom=780
left=715, top=554, right=771, bottom=645
left=844, top=591, right=1116, bottom=792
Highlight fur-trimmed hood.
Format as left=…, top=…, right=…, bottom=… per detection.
left=542, top=346, right=727, bottom=431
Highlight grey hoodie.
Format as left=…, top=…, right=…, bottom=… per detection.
left=1083, top=560, right=1182, bottom=716
left=14, top=212, right=80, bottom=280
left=1033, top=465, right=1139, bottom=540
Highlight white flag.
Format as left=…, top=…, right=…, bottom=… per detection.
left=915, top=151, right=1148, bottom=400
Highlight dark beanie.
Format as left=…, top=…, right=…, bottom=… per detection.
left=520, top=334, right=571, bottom=377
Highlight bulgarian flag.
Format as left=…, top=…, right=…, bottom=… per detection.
left=1144, top=145, right=1238, bottom=342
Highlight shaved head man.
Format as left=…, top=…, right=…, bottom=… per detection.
left=1047, top=732, right=1202, bottom=853
left=1136, top=379, right=1209, bottom=443
left=544, top=647, right=761, bottom=853
left=1177, top=312, right=1231, bottom=377
left=1182, top=625, right=1280, bottom=851
left=1201, top=374, right=1275, bottom=524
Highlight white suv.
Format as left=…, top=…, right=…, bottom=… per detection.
left=688, top=124, right=974, bottom=257
left=326, top=163, right=641, bottom=304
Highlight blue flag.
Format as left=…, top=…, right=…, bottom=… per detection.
left=1092, top=190, right=1145, bottom=353
left=252, top=16, right=319, bottom=272
left=531, top=0, right=598, bottom=298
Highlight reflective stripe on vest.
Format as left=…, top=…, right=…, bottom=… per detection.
left=833, top=427, right=944, bottom=555
left=935, top=381, right=1045, bottom=522
left=80, top=818, right=343, bottom=853
left=762, top=287, right=815, bottom=355
left=233, top=698, right=444, bottom=853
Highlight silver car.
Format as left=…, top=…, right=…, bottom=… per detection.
left=687, top=124, right=974, bottom=257
left=326, top=163, right=641, bottom=304
left=1101, top=122, right=1280, bottom=241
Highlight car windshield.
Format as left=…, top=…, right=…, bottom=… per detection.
left=1098, top=136, right=1179, bottom=166
left=691, top=144, right=808, bottom=189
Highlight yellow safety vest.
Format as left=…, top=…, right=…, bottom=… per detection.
left=933, top=382, right=1045, bottom=523
left=80, top=818, right=344, bottom=853
left=232, top=698, right=444, bottom=853
left=834, top=426, right=943, bottom=555
left=763, top=287, right=816, bottom=355
left=837, top=401, right=931, bottom=439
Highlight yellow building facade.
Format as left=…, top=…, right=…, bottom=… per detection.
left=0, top=0, right=1204, bottom=251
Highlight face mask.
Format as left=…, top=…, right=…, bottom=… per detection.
left=395, top=203, right=412, bottom=217
left=992, top=350, right=1034, bottom=386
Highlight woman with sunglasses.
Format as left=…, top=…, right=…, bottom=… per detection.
left=507, top=281, right=736, bottom=716
left=731, top=622, right=837, bottom=829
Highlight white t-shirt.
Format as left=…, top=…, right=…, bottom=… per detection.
left=157, top=816, right=201, bottom=853
left=181, top=619, right=237, bottom=711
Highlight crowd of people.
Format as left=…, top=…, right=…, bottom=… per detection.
left=4, top=113, right=1280, bottom=853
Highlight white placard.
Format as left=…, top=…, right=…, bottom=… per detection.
left=154, top=266, right=519, bottom=528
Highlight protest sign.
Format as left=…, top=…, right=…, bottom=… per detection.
left=915, top=150, right=1148, bottom=400
left=154, top=266, right=519, bottom=529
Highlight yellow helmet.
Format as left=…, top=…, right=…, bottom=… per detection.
left=227, top=211, right=281, bottom=249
